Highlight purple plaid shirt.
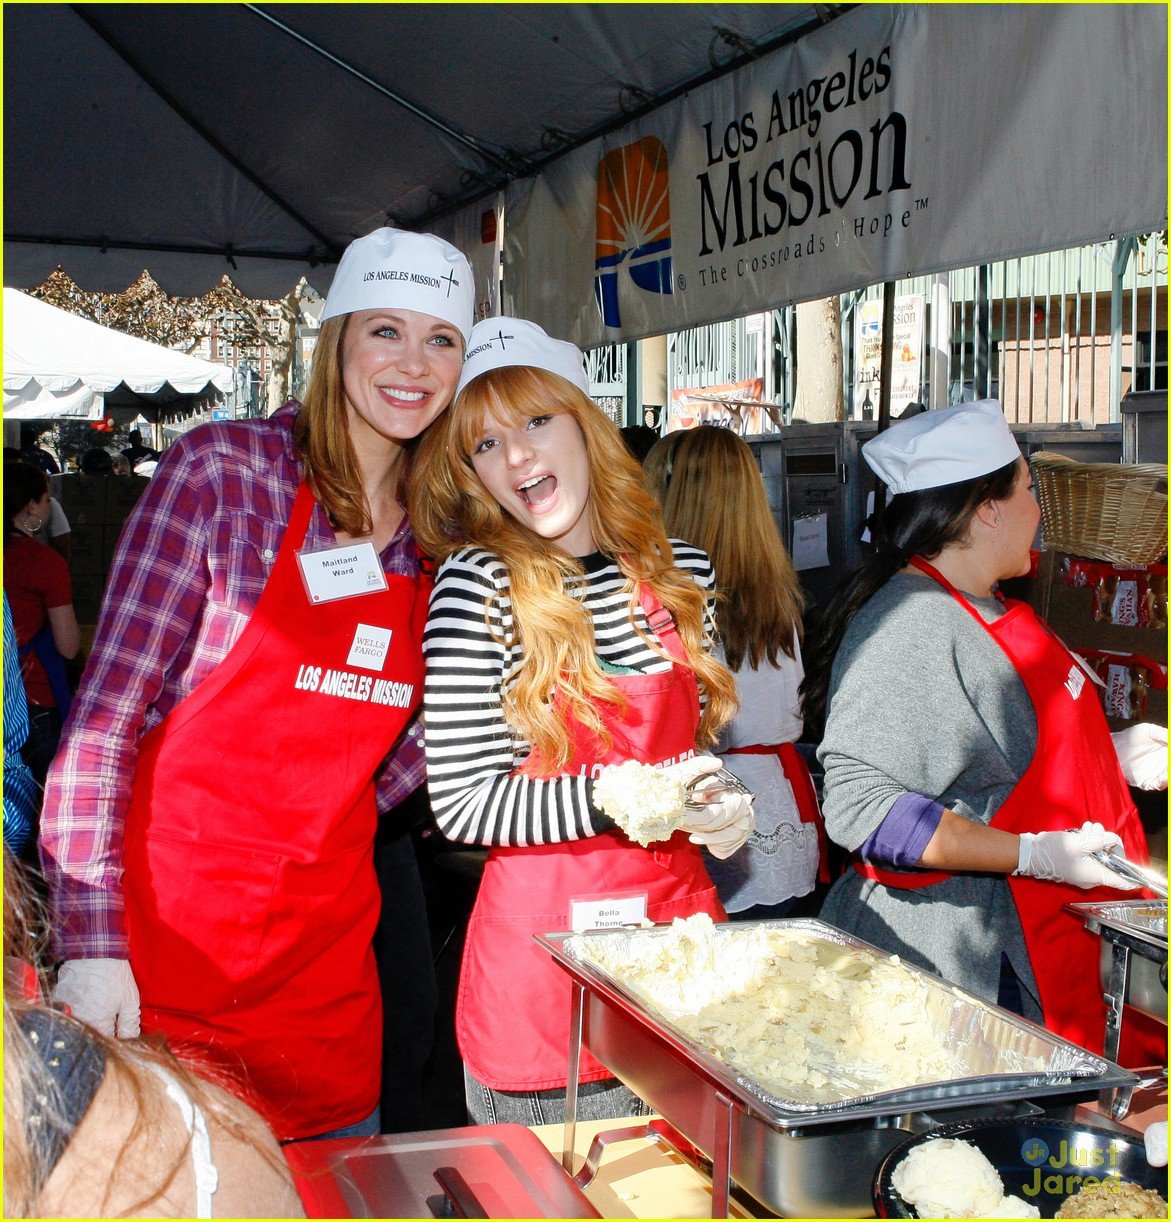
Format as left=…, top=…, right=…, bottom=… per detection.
left=40, top=403, right=426, bottom=958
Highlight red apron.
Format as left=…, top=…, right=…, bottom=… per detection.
left=122, top=481, right=430, bottom=1139
left=456, top=586, right=725, bottom=1091
left=857, top=557, right=1151, bottom=1056
left=724, top=741, right=830, bottom=884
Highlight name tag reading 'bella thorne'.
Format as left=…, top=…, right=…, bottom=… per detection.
left=297, top=541, right=388, bottom=604
left=570, top=893, right=648, bottom=932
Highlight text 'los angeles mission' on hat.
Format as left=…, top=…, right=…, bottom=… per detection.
left=456, top=317, right=590, bottom=398
left=862, top=399, right=1022, bottom=494
left=320, top=227, right=475, bottom=342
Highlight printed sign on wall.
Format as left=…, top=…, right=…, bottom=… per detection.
left=852, top=293, right=923, bottom=420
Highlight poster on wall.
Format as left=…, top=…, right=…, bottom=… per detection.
left=852, top=293, right=923, bottom=419
left=668, top=377, right=764, bottom=433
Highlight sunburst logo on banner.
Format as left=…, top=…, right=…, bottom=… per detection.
left=594, top=136, right=673, bottom=329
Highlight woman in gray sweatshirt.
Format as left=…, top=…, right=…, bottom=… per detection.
left=800, top=401, right=1151, bottom=1056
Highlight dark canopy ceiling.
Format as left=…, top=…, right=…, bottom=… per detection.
left=4, top=3, right=844, bottom=294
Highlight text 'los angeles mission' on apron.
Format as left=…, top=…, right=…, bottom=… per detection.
left=122, top=481, right=430, bottom=1140
left=457, top=585, right=725, bottom=1092
left=858, top=557, right=1153, bottom=1059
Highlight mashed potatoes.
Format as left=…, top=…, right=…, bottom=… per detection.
left=890, top=1138, right=1040, bottom=1218
left=593, top=760, right=688, bottom=846
left=570, top=913, right=982, bottom=1101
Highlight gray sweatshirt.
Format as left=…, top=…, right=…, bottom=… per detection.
left=817, top=571, right=1042, bottom=1014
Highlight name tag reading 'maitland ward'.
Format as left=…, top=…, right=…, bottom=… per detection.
left=297, top=541, right=388, bottom=604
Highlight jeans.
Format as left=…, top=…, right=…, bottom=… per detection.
left=298, top=1105, right=381, bottom=1142
left=727, top=897, right=799, bottom=922
left=464, top=1066, right=650, bottom=1126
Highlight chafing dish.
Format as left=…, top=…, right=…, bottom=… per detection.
left=285, top=1124, right=600, bottom=1218
left=537, top=919, right=1137, bottom=1218
left=1066, top=900, right=1168, bottom=1061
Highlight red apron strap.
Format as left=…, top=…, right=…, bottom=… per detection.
left=909, top=555, right=1008, bottom=626
left=636, top=584, right=687, bottom=663
left=725, top=742, right=832, bottom=884
left=853, top=859, right=955, bottom=889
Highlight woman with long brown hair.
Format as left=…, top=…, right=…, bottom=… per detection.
left=651, top=425, right=822, bottom=918
left=38, top=227, right=474, bottom=1140
left=411, top=318, right=750, bottom=1124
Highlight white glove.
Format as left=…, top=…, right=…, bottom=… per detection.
left=682, top=792, right=755, bottom=860
left=53, top=958, right=141, bottom=1038
left=1144, top=1121, right=1168, bottom=1168
left=658, top=755, right=723, bottom=788
left=1015, top=822, right=1139, bottom=891
left=1112, top=723, right=1168, bottom=791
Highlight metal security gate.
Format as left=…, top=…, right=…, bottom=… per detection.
left=657, top=235, right=1165, bottom=432
left=585, top=342, right=628, bottom=426
left=843, top=234, right=1167, bottom=425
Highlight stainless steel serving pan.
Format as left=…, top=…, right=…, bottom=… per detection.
left=538, top=918, right=1138, bottom=1218
left=1067, top=899, right=1169, bottom=953
left=1066, top=899, right=1168, bottom=1059
left=541, top=919, right=1134, bottom=1122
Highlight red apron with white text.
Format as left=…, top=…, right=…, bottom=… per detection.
left=122, top=482, right=429, bottom=1139
left=457, top=587, right=725, bottom=1091
left=859, top=557, right=1150, bottom=1056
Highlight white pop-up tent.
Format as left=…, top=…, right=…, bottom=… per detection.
left=2, top=288, right=233, bottom=421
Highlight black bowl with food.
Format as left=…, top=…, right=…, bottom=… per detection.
left=874, top=1117, right=1168, bottom=1218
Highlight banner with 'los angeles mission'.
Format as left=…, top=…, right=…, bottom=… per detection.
left=503, top=4, right=1166, bottom=348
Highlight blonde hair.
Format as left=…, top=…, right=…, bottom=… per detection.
left=655, top=426, right=804, bottom=671
left=410, top=366, right=737, bottom=768
left=2, top=854, right=292, bottom=1218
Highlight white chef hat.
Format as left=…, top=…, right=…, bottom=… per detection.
left=320, top=227, right=474, bottom=341
left=862, top=400, right=1021, bottom=494
left=456, top=317, right=590, bottom=398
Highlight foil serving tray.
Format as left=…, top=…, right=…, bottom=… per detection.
left=537, top=918, right=1136, bottom=1127
left=1065, top=899, right=1168, bottom=957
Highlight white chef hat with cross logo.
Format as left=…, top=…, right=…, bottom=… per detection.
left=320, top=226, right=474, bottom=341
left=456, top=317, right=590, bottom=398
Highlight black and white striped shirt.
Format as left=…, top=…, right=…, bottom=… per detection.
left=423, top=543, right=716, bottom=847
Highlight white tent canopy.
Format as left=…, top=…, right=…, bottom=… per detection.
left=2, top=288, right=233, bottom=421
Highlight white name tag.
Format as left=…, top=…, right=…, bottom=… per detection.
left=298, top=541, right=388, bottom=604
left=569, top=893, right=648, bottom=933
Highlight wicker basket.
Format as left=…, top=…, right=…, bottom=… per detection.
left=1030, top=451, right=1168, bottom=566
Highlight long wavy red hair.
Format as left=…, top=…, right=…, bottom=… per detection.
left=410, top=366, right=737, bottom=768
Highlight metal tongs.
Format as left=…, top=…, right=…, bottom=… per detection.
left=683, top=765, right=753, bottom=809
left=1092, top=848, right=1169, bottom=899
